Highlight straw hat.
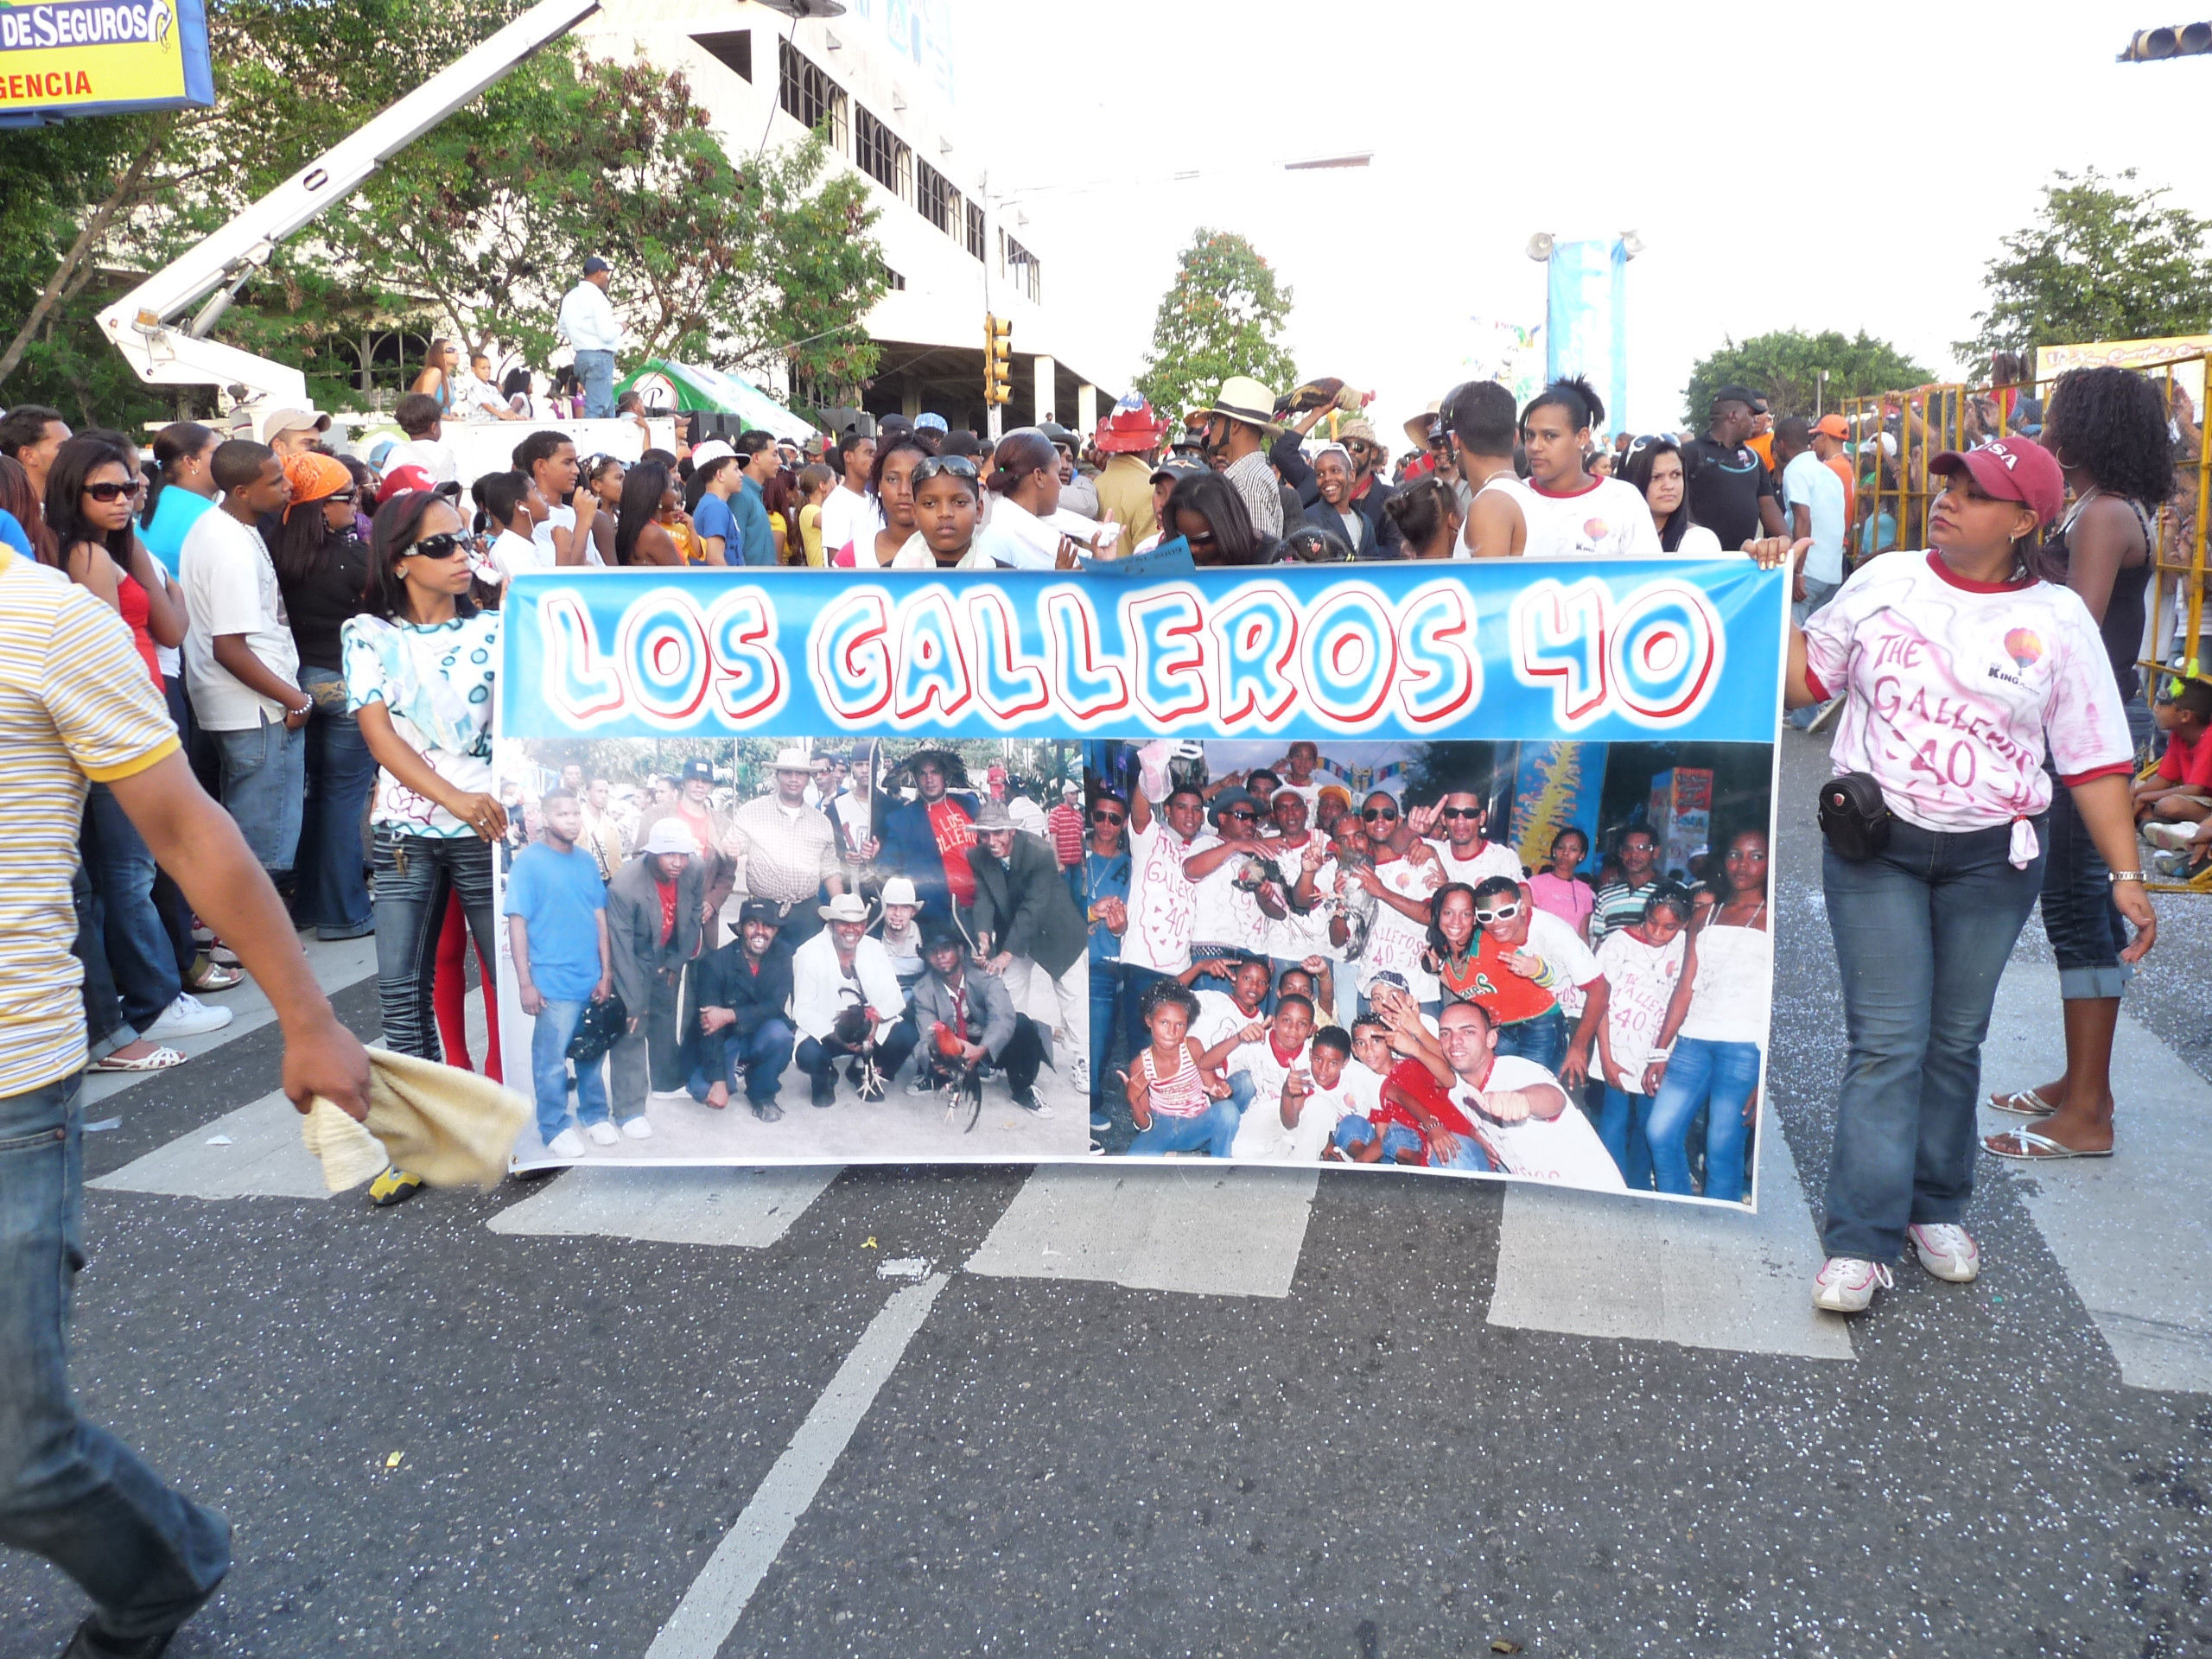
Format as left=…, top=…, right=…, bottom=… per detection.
left=1187, top=376, right=1284, bottom=436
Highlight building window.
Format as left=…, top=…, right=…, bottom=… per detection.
left=779, top=38, right=847, bottom=149
left=877, top=261, right=906, bottom=291
left=1001, top=230, right=1042, bottom=305
left=916, top=159, right=960, bottom=236
left=964, top=200, right=985, bottom=261
left=691, top=30, right=752, bottom=80
left=854, top=105, right=912, bottom=201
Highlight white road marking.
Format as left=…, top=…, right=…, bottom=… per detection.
left=1486, top=1113, right=1854, bottom=1360
left=89, top=1090, right=332, bottom=1202
left=487, top=1165, right=841, bottom=1248
left=642, top=1274, right=950, bottom=1659
left=966, top=1164, right=1320, bottom=1300
left=1980, top=967, right=2212, bottom=1394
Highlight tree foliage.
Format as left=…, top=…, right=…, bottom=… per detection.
left=1958, top=168, right=2212, bottom=363
left=1682, top=329, right=1931, bottom=428
left=1134, top=230, right=1297, bottom=421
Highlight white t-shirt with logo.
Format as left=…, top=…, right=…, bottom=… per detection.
left=1224, top=1033, right=1313, bottom=1158
left=1452, top=1054, right=1627, bottom=1191
left=1188, top=832, right=1270, bottom=952
left=1122, top=817, right=1198, bottom=975
left=1357, top=853, right=1442, bottom=1003
left=1231, top=1047, right=1383, bottom=1163
left=1427, top=838, right=1524, bottom=890
left=1801, top=550, right=2133, bottom=834
left=1481, top=474, right=1662, bottom=560
left=1592, top=927, right=1688, bottom=1088
left=180, top=509, right=298, bottom=731
left=1191, top=988, right=1262, bottom=1055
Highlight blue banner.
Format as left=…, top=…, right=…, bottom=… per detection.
left=499, top=559, right=1785, bottom=745
left=1546, top=238, right=1629, bottom=437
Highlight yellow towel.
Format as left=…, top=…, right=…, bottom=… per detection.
left=299, top=1046, right=529, bottom=1193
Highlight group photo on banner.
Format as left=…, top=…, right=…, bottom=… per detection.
left=493, top=558, right=1786, bottom=1205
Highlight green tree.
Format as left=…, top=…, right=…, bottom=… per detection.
left=1134, top=230, right=1296, bottom=420
left=1958, top=168, right=2212, bottom=362
left=1682, top=329, right=1931, bottom=428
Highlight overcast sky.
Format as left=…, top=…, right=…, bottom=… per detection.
left=958, top=0, right=2208, bottom=443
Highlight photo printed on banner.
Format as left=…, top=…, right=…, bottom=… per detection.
left=491, top=734, right=1091, bottom=1167
left=1084, top=736, right=1773, bottom=1201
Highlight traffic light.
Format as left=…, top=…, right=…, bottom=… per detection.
left=983, top=312, right=1013, bottom=406
left=2119, top=22, right=2212, bottom=60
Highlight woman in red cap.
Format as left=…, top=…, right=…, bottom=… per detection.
left=1750, top=435, right=2155, bottom=1315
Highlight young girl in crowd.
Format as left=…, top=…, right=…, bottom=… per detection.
left=1592, top=887, right=1691, bottom=1190
left=869, top=437, right=926, bottom=568
left=584, top=454, right=625, bottom=565
left=1618, top=435, right=1722, bottom=556
left=1124, top=978, right=1242, bottom=1158
left=1643, top=829, right=1769, bottom=1204
left=891, top=455, right=991, bottom=569
left=1382, top=474, right=1464, bottom=561
left=346, top=489, right=508, bottom=1206
left=1528, top=827, right=1595, bottom=940
left=474, top=468, right=548, bottom=583
left=795, top=462, right=834, bottom=566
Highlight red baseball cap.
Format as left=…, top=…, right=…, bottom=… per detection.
left=1928, top=437, right=2064, bottom=527
left=378, top=464, right=438, bottom=505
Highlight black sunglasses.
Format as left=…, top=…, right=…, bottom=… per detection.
left=1090, top=809, right=1125, bottom=824
left=404, top=532, right=469, bottom=562
left=1361, top=806, right=1400, bottom=823
left=84, top=480, right=147, bottom=502
left=912, top=455, right=980, bottom=485
left=1224, top=807, right=1256, bottom=821
left=1439, top=806, right=1483, bottom=820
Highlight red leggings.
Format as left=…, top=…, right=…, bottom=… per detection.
left=433, top=892, right=502, bottom=1080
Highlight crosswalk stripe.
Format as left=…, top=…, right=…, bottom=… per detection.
left=1980, top=966, right=2212, bottom=1394
left=487, top=1166, right=842, bottom=1248
left=1485, top=1111, right=1855, bottom=1361
left=89, top=1090, right=332, bottom=1201
left=965, top=1164, right=1320, bottom=1299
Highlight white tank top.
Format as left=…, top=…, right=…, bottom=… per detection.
left=1679, top=906, right=1770, bottom=1046
left=1476, top=474, right=1662, bottom=560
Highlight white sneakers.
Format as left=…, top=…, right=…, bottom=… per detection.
left=586, top=1120, right=620, bottom=1147
left=547, top=1127, right=587, bottom=1158
left=1907, top=1223, right=1980, bottom=1282
left=621, top=1116, right=654, bottom=1140
left=143, top=993, right=234, bottom=1039
left=1812, top=1257, right=1894, bottom=1313
left=1814, top=1224, right=1981, bottom=1313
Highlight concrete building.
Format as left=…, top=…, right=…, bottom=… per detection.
left=572, top=0, right=1118, bottom=436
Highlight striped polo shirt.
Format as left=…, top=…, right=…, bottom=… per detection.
left=0, top=548, right=181, bottom=1096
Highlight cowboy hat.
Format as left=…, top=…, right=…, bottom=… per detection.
left=1187, top=376, right=1284, bottom=436
left=1095, top=397, right=1168, bottom=454
left=1403, top=401, right=1444, bottom=448
left=879, top=877, right=919, bottom=907
left=818, top=893, right=871, bottom=924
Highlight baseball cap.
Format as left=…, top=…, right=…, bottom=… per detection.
left=914, top=413, right=948, bottom=432
left=738, top=899, right=782, bottom=928
left=378, top=463, right=438, bottom=504
left=1711, top=384, right=1760, bottom=409
left=1928, top=438, right=2066, bottom=527
left=679, top=757, right=714, bottom=783
left=582, top=256, right=611, bottom=275
left=690, top=440, right=737, bottom=468
left=263, top=406, right=331, bottom=441
left=1812, top=414, right=1849, bottom=441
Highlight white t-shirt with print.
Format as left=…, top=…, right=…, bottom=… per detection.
left=1480, top=474, right=1662, bottom=559
left=1121, top=817, right=1198, bottom=975
left=1427, top=838, right=1524, bottom=890
left=1188, top=832, right=1270, bottom=952
left=1224, top=1033, right=1315, bottom=1160
left=180, top=509, right=298, bottom=731
left=1357, top=853, right=1442, bottom=1003
left=342, top=610, right=500, bottom=837
left=1592, top=927, right=1688, bottom=1088
left=1801, top=550, right=2133, bottom=834
left=1452, top=1053, right=1627, bottom=1191
left=1190, top=988, right=1262, bottom=1056
left=1230, top=1046, right=1383, bottom=1164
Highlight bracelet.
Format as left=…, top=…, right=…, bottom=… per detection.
left=1647, top=1047, right=1671, bottom=1061
left=2109, top=870, right=2145, bottom=884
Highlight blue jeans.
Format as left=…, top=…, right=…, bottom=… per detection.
left=1494, top=1005, right=1567, bottom=1071
left=0, top=1071, right=231, bottom=1640
left=213, top=715, right=305, bottom=877
left=1597, top=1084, right=1656, bottom=1190
left=370, top=828, right=498, bottom=1063
left=1088, top=960, right=1122, bottom=1125
left=294, top=669, right=375, bottom=937
left=575, top=348, right=616, bottom=418
left=2037, top=770, right=2132, bottom=1001
left=1821, top=816, right=2046, bottom=1262
left=530, top=997, right=612, bottom=1141
left=1128, top=1097, right=1241, bottom=1157
left=690, top=1017, right=796, bottom=1106
left=1332, top=1116, right=1427, bottom=1163
left=1647, top=1038, right=1761, bottom=1200
left=80, top=782, right=181, bottom=1033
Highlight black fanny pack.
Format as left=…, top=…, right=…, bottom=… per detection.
left=1818, top=772, right=1892, bottom=862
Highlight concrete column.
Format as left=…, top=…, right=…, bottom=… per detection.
left=901, top=385, right=922, bottom=420
left=1075, top=383, right=1097, bottom=440
left=1033, top=355, right=1057, bottom=426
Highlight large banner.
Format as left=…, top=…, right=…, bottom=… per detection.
left=0, top=0, right=213, bottom=123
left=494, top=561, right=1784, bottom=1207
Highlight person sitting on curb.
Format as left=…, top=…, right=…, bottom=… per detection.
left=791, top=892, right=915, bottom=1107
left=689, top=898, right=797, bottom=1122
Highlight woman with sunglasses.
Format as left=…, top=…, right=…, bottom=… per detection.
left=1749, top=435, right=2151, bottom=1314
left=868, top=436, right=928, bottom=568
left=272, top=452, right=376, bottom=941
left=48, top=434, right=213, bottom=1062
left=1455, top=875, right=1607, bottom=1087
left=344, top=492, right=509, bottom=1205
left=1084, top=790, right=1134, bottom=1150
left=890, top=455, right=993, bottom=569
left=1618, top=435, right=1722, bottom=556
left=1641, top=830, right=1769, bottom=1203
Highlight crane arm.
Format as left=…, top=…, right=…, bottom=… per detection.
left=98, top=0, right=600, bottom=410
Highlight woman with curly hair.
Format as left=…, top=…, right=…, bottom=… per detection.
left=1983, top=365, right=2173, bottom=1163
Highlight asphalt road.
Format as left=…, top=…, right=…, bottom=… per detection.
left=5, top=729, right=2209, bottom=1659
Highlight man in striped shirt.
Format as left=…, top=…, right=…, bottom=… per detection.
left=0, top=545, right=370, bottom=1656
left=1590, top=827, right=1662, bottom=947
left=1190, top=376, right=1286, bottom=540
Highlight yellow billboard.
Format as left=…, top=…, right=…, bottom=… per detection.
left=0, top=0, right=213, bottom=124
left=2037, top=334, right=2212, bottom=409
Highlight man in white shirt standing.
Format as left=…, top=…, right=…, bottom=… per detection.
left=1777, top=413, right=1848, bottom=729
left=556, top=256, right=625, bottom=419
left=818, top=429, right=878, bottom=563
left=181, top=442, right=313, bottom=877
left=1415, top=786, right=1523, bottom=888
